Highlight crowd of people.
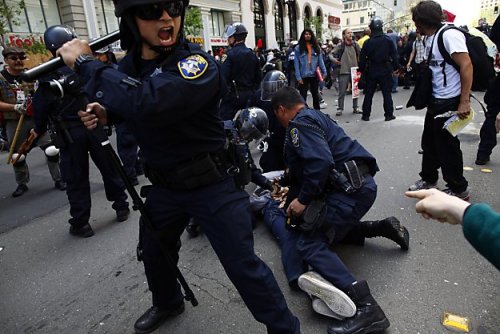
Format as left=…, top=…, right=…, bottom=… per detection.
left=0, top=0, right=498, bottom=334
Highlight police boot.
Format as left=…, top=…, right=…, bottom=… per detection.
left=361, top=217, right=409, bottom=251
left=185, top=218, right=200, bottom=238
left=327, top=280, right=390, bottom=334
left=134, top=302, right=185, bottom=334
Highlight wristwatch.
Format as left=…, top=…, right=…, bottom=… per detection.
left=74, top=54, right=95, bottom=72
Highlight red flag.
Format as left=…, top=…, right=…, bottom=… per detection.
left=257, top=38, right=263, bottom=49
left=443, top=9, right=456, bottom=23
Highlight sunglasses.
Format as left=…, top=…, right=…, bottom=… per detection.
left=134, top=1, right=184, bottom=20
left=6, top=55, right=26, bottom=61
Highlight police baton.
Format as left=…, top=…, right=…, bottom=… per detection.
left=21, top=30, right=121, bottom=82
left=90, top=120, right=199, bottom=307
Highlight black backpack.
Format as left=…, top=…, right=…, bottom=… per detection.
left=437, top=25, right=495, bottom=91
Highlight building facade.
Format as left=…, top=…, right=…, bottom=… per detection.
left=1, top=0, right=343, bottom=65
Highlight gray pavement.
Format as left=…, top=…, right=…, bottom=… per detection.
left=0, top=87, right=498, bottom=334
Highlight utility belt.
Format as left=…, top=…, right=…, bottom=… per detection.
left=329, top=160, right=370, bottom=194
left=144, top=151, right=235, bottom=190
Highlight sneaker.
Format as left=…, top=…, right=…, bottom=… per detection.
left=116, top=208, right=130, bottom=222
left=353, top=108, right=362, bottom=114
left=311, top=297, right=344, bottom=320
left=12, top=184, right=28, bottom=198
left=385, top=115, right=396, bottom=121
left=336, top=110, right=343, bottom=116
left=443, top=188, right=470, bottom=201
left=320, top=102, right=328, bottom=109
left=69, top=223, right=94, bottom=238
left=55, top=180, right=67, bottom=191
left=298, top=271, right=356, bottom=318
left=408, top=179, right=437, bottom=191
left=475, top=155, right=490, bottom=165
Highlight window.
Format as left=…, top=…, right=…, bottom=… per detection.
left=360, top=16, right=365, bottom=24
left=6, top=0, right=61, bottom=33
left=95, top=0, right=120, bottom=35
left=344, top=4, right=348, bottom=10
left=254, top=0, right=265, bottom=29
left=275, top=0, right=284, bottom=46
left=210, top=10, right=225, bottom=37
left=347, top=18, right=350, bottom=25
left=394, top=0, right=397, bottom=5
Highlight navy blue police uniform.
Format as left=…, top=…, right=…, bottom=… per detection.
left=359, top=33, right=399, bottom=120
left=76, top=40, right=300, bottom=333
left=283, top=107, right=379, bottom=290
left=33, top=66, right=129, bottom=228
left=219, top=43, right=262, bottom=120
left=251, top=91, right=287, bottom=172
left=115, top=121, right=141, bottom=183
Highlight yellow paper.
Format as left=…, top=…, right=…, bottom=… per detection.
left=443, top=109, right=474, bottom=136
left=442, top=312, right=470, bottom=332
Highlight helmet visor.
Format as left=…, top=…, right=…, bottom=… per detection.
left=261, top=80, right=287, bottom=101
left=239, top=123, right=268, bottom=142
left=224, top=24, right=236, bottom=38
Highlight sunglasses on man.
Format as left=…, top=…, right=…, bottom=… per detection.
left=134, top=0, right=184, bottom=20
left=6, top=55, right=27, bottom=61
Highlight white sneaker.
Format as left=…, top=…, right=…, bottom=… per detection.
left=311, top=296, right=344, bottom=319
left=320, top=102, right=328, bottom=109
left=298, top=271, right=356, bottom=318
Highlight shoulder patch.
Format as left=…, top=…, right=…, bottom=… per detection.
left=177, top=54, right=208, bottom=80
left=290, top=128, right=300, bottom=147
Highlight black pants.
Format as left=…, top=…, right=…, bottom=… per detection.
left=298, top=76, right=320, bottom=110
left=362, top=72, right=394, bottom=118
left=477, top=105, right=499, bottom=158
left=420, top=97, right=468, bottom=193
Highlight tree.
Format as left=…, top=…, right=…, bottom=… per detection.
left=0, top=0, right=26, bottom=37
left=184, top=6, right=203, bottom=37
left=304, top=16, right=323, bottom=39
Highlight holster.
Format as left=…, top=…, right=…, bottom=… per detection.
left=285, top=197, right=327, bottom=234
left=330, top=160, right=370, bottom=194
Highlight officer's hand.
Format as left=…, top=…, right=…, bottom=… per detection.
left=287, top=198, right=306, bottom=217
left=457, top=100, right=471, bottom=120
left=78, top=102, right=107, bottom=130
left=405, top=189, right=470, bottom=225
left=57, top=39, right=92, bottom=70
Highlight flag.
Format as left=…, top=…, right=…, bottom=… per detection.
left=443, top=9, right=456, bottom=23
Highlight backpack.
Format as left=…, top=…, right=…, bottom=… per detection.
left=437, top=25, right=495, bottom=91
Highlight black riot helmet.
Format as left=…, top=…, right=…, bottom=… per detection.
left=234, top=107, right=269, bottom=142
left=44, top=25, right=78, bottom=56
left=113, top=0, right=190, bottom=51
left=369, top=16, right=384, bottom=33
left=224, top=23, right=248, bottom=42
left=261, top=70, right=288, bottom=101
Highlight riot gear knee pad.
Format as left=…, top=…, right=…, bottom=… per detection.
left=44, top=145, right=60, bottom=162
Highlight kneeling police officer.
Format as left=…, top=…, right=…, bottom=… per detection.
left=59, top=0, right=300, bottom=333
left=272, top=87, right=410, bottom=334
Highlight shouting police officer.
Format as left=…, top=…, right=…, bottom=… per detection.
left=32, top=25, right=129, bottom=238
left=59, top=0, right=300, bottom=333
left=219, top=22, right=262, bottom=120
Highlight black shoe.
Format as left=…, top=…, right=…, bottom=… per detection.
left=116, top=208, right=130, bottom=222
left=362, top=217, right=410, bottom=251
left=327, top=281, right=390, bottom=334
left=403, top=86, right=410, bottom=90
left=475, top=155, right=490, bottom=165
left=129, top=176, right=139, bottom=186
left=55, top=180, right=67, bottom=191
left=385, top=115, right=396, bottom=121
left=12, top=184, right=28, bottom=198
left=186, top=219, right=200, bottom=238
left=69, top=223, right=94, bottom=238
left=361, top=115, right=370, bottom=121
left=134, top=302, right=185, bottom=334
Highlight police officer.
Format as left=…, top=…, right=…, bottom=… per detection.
left=60, top=1, right=299, bottom=333
left=0, top=46, right=65, bottom=197
left=32, top=25, right=129, bottom=238
left=272, top=87, right=410, bottom=334
left=219, top=22, right=262, bottom=120
left=252, top=70, right=288, bottom=172
left=359, top=16, right=399, bottom=121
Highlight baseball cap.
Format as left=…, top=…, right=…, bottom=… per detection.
left=2, top=46, right=25, bottom=57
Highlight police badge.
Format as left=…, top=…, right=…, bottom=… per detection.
left=178, top=54, right=208, bottom=80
